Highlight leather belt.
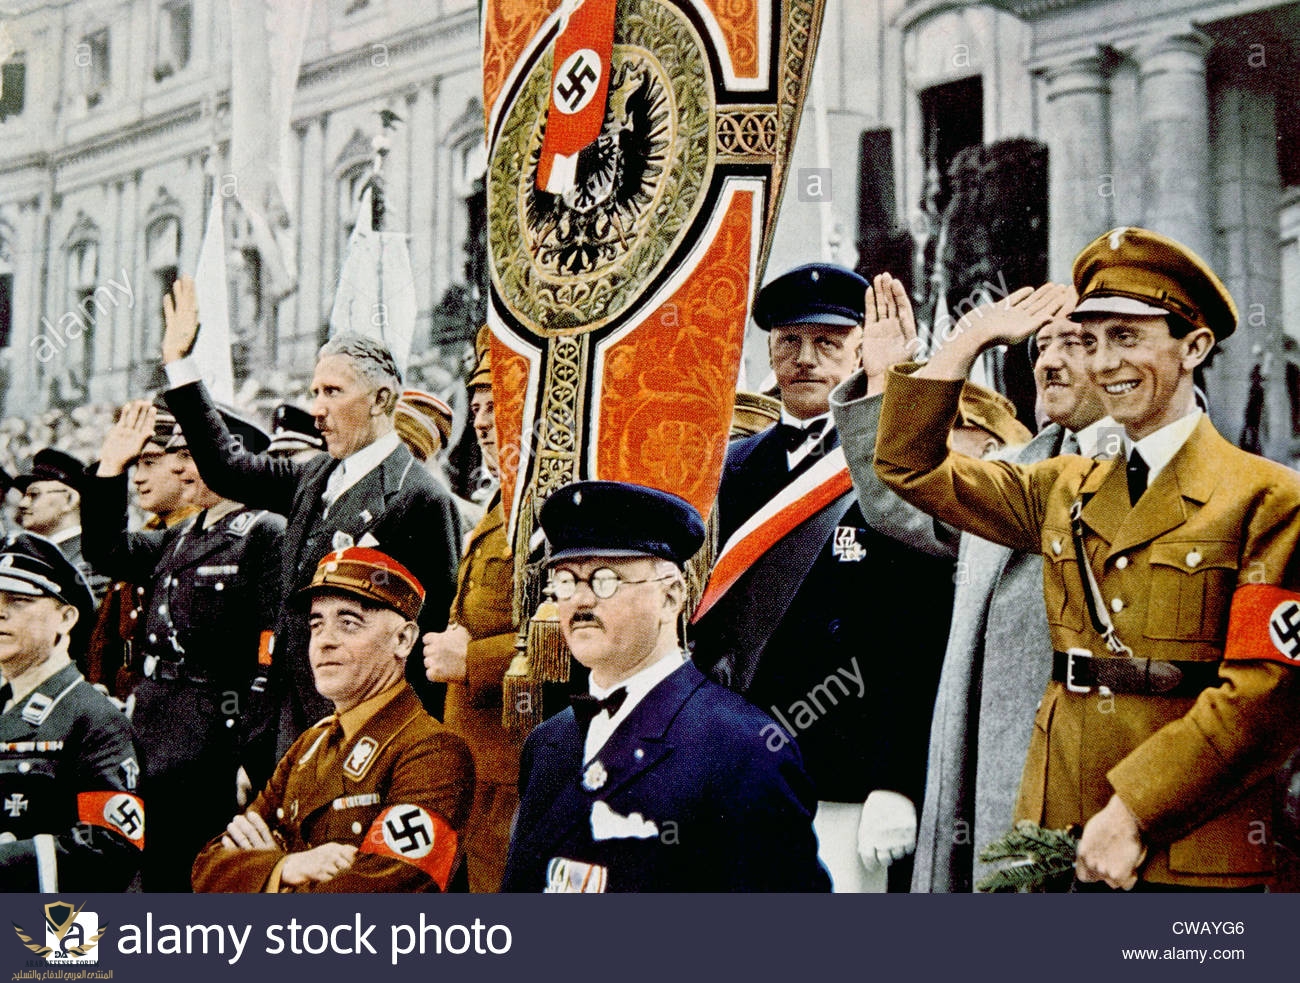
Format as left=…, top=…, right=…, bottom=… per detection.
left=1052, top=648, right=1220, bottom=697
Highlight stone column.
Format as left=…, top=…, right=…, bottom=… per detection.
left=1040, top=52, right=1114, bottom=280
left=1135, top=32, right=1213, bottom=261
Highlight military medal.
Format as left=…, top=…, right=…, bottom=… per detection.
left=582, top=760, right=608, bottom=791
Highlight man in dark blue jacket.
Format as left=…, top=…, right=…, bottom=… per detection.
left=502, top=481, right=828, bottom=892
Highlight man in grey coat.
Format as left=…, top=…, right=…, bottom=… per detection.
left=831, top=273, right=1111, bottom=891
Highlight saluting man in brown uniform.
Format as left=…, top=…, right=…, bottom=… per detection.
left=192, top=547, right=474, bottom=893
left=875, top=228, right=1300, bottom=890
left=423, top=327, right=523, bottom=892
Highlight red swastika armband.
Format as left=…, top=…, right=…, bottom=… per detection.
left=358, top=804, right=458, bottom=890
left=1225, top=584, right=1300, bottom=667
left=77, top=791, right=146, bottom=848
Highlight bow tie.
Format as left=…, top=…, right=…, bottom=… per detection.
left=571, top=688, right=628, bottom=729
left=776, top=418, right=828, bottom=452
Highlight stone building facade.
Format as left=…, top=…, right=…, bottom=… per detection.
left=1, top=0, right=1297, bottom=460
left=760, top=0, right=1299, bottom=461
left=0, top=0, right=484, bottom=426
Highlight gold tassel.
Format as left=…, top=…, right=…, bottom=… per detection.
left=526, top=590, right=571, bottom=684
left=501, top=647, right=543, bottom=733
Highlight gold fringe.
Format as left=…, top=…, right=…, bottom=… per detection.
left=526, top=596, right=571, bottom=683
left=683, top=498, right=719, bottom=620
left=501, top=648, right=543, bottom=733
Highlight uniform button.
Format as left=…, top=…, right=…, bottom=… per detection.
left=215, top=582, right=224, bottom=591
left=225, top=718, right=235, bottom=728
left=1111, top=598, right=1124, bottom=613
left=351, top=821, right=363, bottom=834
left=467, top=580, right=475, bottom=589
left=1186, top=551, right=1202, bottom=567
left=148, top=633, right=157, bottom=643
left=1115, top=556, right=1128, bottom=570
left=128, top=610, right=138, bottom=620
left=634, top=748, right=645, bottom=760
left=1052, top=539, right=1062, bottom=555
left=18, top=762, right=31, bottom=773
left=157, top=605, right=167, bottom=615
left=276, top=808, right=285, bottom=819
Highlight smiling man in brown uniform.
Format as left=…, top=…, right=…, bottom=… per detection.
left=875, top=228, right=1300, bottom=891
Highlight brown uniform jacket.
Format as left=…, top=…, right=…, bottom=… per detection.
left=444, top=498, right=524, bottom=786
left=876, top=370, right=1300, bottom=887
left=191, top=683, right=474, bottom=892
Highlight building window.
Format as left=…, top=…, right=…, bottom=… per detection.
left=65, top=238, right=99, bottom=389
left=0, top=57, right=24, bottom=122
left=154, top=2, right=192, bottom=82
left=78, top=29, right=111, bottom=109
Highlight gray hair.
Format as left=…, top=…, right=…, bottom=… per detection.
left=317, top=334, right=403, bottom=407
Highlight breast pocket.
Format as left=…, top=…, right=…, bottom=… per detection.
left=191, top=568, right=235, bottom=620
left=1040, top=527, right=1085, bottom=632
left=478, top=556, right=516, bottom=615
left=1144, top=540, right=1238, bottom=642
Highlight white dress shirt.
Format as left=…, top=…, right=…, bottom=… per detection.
left=321, top=430, right=401, bottom=511
left=584, top=649, right=687, bottom=763
left=1071, top=415, right=1118, bottom=459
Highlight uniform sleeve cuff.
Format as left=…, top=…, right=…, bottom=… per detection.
left=165, top=357, right=201, bottom=389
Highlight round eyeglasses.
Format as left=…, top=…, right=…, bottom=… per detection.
left=550, top=568, right=674, bottom=601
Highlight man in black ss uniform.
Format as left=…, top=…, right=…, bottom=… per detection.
left=0, top=533, right=144, bottom=892
left=82, top=399, right=284, bottom=891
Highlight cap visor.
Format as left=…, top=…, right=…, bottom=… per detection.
left=548, top=546, right=661, bottom=563
left=766, top=311, right=861, bottom=330
left=1071, top=296, right=1170, bottom=319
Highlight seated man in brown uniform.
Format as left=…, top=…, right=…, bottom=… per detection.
left=192, top=547, right=474, bottom=892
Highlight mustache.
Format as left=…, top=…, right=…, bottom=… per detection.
left=568, top=611, right=604, bottom=630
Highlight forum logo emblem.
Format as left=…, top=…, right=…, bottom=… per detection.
left=13, top=902, right=106, bottom=964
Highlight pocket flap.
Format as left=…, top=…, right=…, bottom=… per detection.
left=1149, top=540, right=1238, bottom=574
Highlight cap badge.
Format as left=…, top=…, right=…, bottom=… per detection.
left=1109, top=228, right=1127, bottom=250
left=582, top=760, right=608, bottom=791
left=332, top=532, right=355, bottom=552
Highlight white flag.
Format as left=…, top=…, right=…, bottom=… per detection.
left=228, top=0, right=311, bottom=300
left=329, top=188, right=417, bottom=376
left=191, top=193, right=236, bottom=403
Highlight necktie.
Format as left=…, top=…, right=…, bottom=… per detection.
left=0, top=682, right=11, bottom=714
left=777, top=418, right=827, bottom=452
left=571, top=688, right=628, bottom=731
left=1060, top=431, right=1080, bottom=456
left=1127, top=449, right=1149, bottom=506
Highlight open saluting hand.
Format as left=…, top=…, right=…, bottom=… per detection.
left=861, top=273, right=920, bottom=396
left=96, top=400, right=157, bottom=476
left=162, top=274, right=199, bottom=364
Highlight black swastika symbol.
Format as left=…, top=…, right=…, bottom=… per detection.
left=386, top=807, right=432, bottom=855
left=555, top=56, right=598, bottom=111
left=111, top=799, right=142, bottom=837
left=1271, top=601, right=1300, bottom=661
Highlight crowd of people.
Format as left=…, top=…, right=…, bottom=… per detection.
left=3, top=225, right=1300, bottom=894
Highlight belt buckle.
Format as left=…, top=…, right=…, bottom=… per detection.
left=1065, top=648, right=1093, bottom=694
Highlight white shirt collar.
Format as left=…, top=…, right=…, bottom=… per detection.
left=323, top=430, right=401, bottom=506
left=1071, top=416, right=1117, bottom=459
left=778, top=408, right=831, bottom=430
left=778, top=409, right=833, bottom=469
left=1125, top=409, right=1202, bottom=486
left=48, top=525, right=81, bottom=546
left=584, top=649, right=686, bottom=762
